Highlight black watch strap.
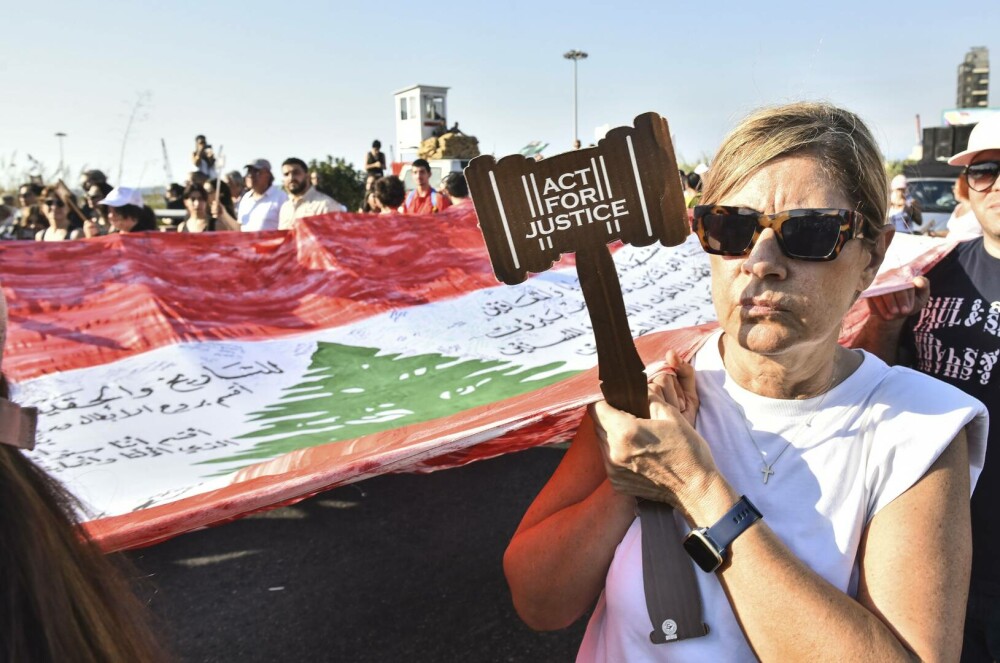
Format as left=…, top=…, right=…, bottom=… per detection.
left=706, top=495, right=762, bottom=550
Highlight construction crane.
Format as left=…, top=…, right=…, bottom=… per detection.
left=161, top=138, right=174, bottom=189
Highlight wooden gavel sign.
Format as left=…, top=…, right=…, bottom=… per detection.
left=466, top=112, right=708, bottom=643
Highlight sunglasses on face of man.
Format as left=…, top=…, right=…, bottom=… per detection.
left=692, top=206, right=865, bottom=262
left=965, top=161, right=1000, bottom=193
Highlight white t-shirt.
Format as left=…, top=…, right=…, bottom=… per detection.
left=237, top=186, right=288, bottom=232
left=578, top=332, right=988, bottom=662
left=277, top=186, right=346, bottom=230
left=946, top=208, right=984, bottom=240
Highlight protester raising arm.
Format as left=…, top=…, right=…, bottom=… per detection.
left=211, top=198, right=241, bottom=231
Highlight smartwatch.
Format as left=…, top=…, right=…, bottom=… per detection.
left=683, top=496, right=762, bottom=573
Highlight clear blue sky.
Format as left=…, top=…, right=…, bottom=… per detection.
left=0, top=0, right=995, bottom=188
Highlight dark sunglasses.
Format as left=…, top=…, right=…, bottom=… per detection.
left=692, top=205, right=865, bottom=262
left=44, top=198, right=65, bottom=208
left=965, top=161, right=1000, bottom=193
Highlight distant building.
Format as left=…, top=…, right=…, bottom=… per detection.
left=957, top=47, right=989, bottom=109
left=394, top=84, right=449, bottom=163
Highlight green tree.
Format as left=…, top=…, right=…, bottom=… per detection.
left=205, top=341, right=575, bottom=467
left=308, top=156, right=365, bottom=212
left=884, top=159, right=917, bottom=180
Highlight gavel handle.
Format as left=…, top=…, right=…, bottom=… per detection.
left=575, top=244, right=648, bottom=417
left=576, top=243, right=708, bottom=643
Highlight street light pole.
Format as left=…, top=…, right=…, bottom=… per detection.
left=563, top=50, right=588, bottom=146
left=54, top=132, right=67, bottom=181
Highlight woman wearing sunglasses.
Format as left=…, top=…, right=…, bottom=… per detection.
left=35, top=186, right=84, bottom=241
left=505, top=102, right=987, bottom=662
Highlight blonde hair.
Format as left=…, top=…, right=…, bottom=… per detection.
left=701, top=102, right=887, bottom=238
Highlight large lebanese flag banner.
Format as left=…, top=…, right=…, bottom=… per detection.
left=0, top=208, right=952, bottom=551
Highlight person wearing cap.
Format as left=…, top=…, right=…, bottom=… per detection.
left=100, top=187, right=158, bottom=233
left=278, top=157, right=346, bottom=230
left=860, top=113, right=1000, bottom=662
left=886, top=174, right=924, bottom=234
left=222, top=159, right=287, bottom=232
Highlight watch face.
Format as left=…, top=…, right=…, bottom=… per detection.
left=683, top=530, right=723, bottom=573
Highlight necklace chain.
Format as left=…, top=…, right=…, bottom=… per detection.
left=741, top=369, right=838, bottom=485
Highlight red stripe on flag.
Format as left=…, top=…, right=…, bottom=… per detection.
left=0, top=208, right=506, bottom=381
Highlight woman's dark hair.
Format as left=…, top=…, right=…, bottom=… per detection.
left=115, top=204, right=158, bottom=232
left=372, top=139, right=381, bottom=149
left=184, top=183, right=207, bottom=200
left=19, top=183, right=43, bottom=197
left=686, top=172, right=702, bottom=192
left=38, top=186, right=84, bottom=230
left=202, top=180, right=236, bottom=219
left=0, top=373, right=168, bottom=661
left=183, top=183, right=216, bottom=231
left=444, top=172, right=469, bottom=199
left=374, top=175, right=406, bottom=209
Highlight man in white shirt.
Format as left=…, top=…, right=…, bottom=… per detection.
left=278, top=157, right=346, bottom=230
left=236, top=159, right=287, bottom=231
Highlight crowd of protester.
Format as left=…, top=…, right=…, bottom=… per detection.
left=1, top=116, right=998, bottom=662
left=0, top=134, right=474, bottom=242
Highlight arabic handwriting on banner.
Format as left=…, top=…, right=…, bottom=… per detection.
left=31, top=428, right=239, bottom=473
left=29, top=359, right=290, bottom=474
left=477, top=242, right=714, bottom=359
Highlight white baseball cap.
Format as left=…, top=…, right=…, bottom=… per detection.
left=99, top=186, right=144, bottom=207
left=948, top=114, right=1000, bottom=166
left=693, top=163, right=709, bottom=175
left=890, top=174, right=908, bottom=190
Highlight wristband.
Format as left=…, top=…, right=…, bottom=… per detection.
left=683, top=496, right=762, bottom=573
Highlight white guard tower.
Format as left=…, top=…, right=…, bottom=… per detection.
left=394, top=84, right=449, bottom=162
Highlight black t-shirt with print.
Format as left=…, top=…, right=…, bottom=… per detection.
left=902, top=237, right=1000, bottom=593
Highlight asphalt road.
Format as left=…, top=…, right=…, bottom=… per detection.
left=128, top=445, right=588, bottom=662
